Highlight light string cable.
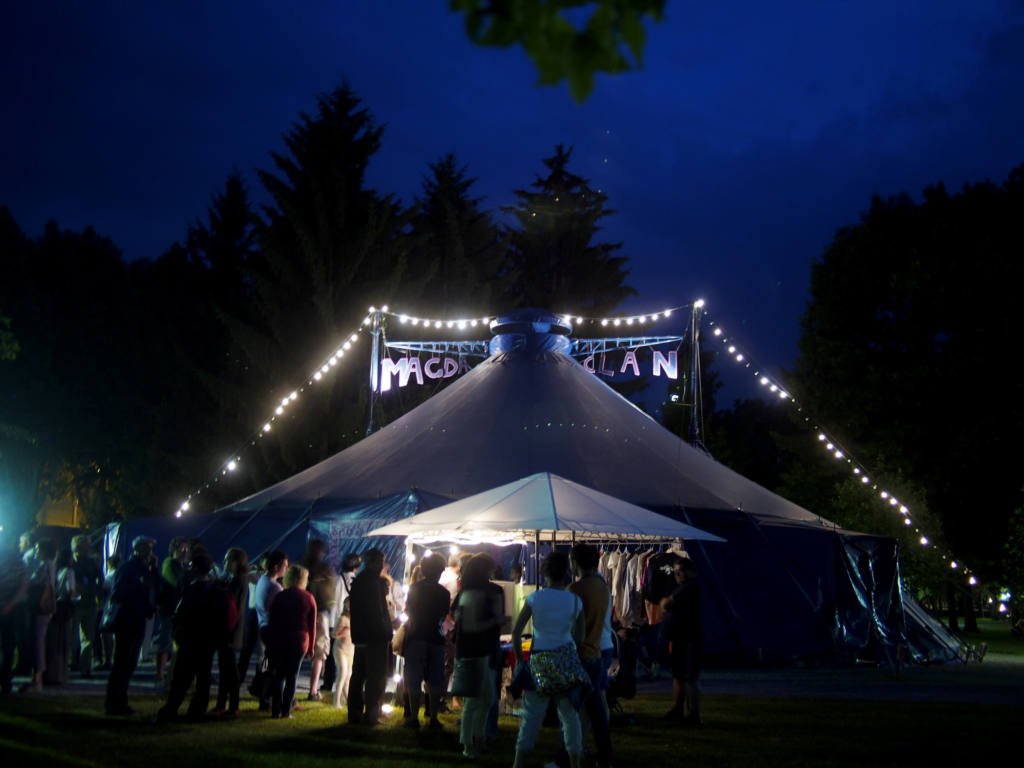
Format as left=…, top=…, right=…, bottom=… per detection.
left=703, top=307, right=976, bottom=583
left=173, top=319, right=369, bottom=517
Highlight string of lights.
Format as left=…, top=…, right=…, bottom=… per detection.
left=173, top=322, right=367, bottom=517
left=702, top=307, right=976, bottom=584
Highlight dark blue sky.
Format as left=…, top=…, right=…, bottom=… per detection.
left=3, top=1, right=1023, bottom=379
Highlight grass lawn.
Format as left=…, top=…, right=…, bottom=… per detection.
left=0, top=686, right=1018, bottom=768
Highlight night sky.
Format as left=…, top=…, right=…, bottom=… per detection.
left=3, top=1, right=1023, bottom=377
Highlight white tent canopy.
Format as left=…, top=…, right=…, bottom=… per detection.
left=366, top=472, right=727, bottom=545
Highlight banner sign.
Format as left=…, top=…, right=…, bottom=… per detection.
left=380, top=349, right=677, bottom=392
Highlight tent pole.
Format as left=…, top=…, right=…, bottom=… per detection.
left=534, top=530, right=540, bottom=588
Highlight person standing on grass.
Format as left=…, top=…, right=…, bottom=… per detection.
left=251, top=550, right=288, bottom=710
left=23, top=538, right=57, bottom=693
left=43, top=546, right=75, bottom=686
left=347, top=548, right=392, bottom=726
left=265, top=564, right=317, bottom=719
left=153, top=537, right=187, bottom=688
left=154, top=551, right=236, bottom=723
left=453, top=553, right=504, bottom=758
left=299, top=539, right=336, bottom=702
left=70, top=535, right=102, bottom=678
left=401, top=552, right=449, bottom=730
left=552, top=543, right=614, bottom=768
left=213, top=547, right=248, bottom=717
left=511, top=551, right=586, bottom=768
left=660, top=556, right=702, bottom=726
left=0, top=543, right=29, bottom=695
left=105, top=536, right=159, bottom=716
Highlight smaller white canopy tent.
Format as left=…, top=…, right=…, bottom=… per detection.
left=366, top=472, right=726, bottom=545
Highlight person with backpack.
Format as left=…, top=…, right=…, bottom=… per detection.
left=153, top=551, right=236, bottom=723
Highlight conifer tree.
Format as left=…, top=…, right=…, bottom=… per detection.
left=501, top=144, right=634, bottom=314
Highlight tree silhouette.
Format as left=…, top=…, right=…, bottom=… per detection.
left=501, top=144, right=634, bottom=314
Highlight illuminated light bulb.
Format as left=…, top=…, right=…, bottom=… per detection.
left=411, top=318, right=419, bottom=326
left=392, top=673, right=402, bottom=683
left=999, top=603, right=1008, bottom=613
left=275, top=406, right=284, bottom=415
left=368, top=306, right=376, bottom=313
left=381, top=305, right=388, bottom=312
left=861, top=476, right=870, bottom=484
left=889, top=498, right=898, bottom=506
left=899, top=505, right=908, bottom=514
left=263, top=423, right=271, bottom=433
left=770, top=385, right=778, bottom=393
left=853, top=467, right=861, bottom=474
left=834, top=451, right=843, bottom=459
left=471, top=319, right=478, bottom=327
left=328, top=359, right=336, bottom=368
left=400, top=315, right=408, bottom=323
left=779, top=392, right=788, bottom=399
left=826, top=443, right=834, bottom=450
left=626, top=317, right=634, bottom=325
left=381, top=704, right=394, bottom=715
left=362, top=317, right=370, bottom=325
left=613, top=319, right=621, bottom=326
left=638, top=315, right=646, bottom=323
left=601, top=319, right=609, bottom=326
left=818, top=434, right=827, bottom=441
left=435, top=321, right=442, bottom=329
left=314, top=372, right=322, bottom=381
left=343, top=342, right=351, bottom=350
left=969, top=576, right=977, bottom=586
left=281, top=397, right=290, bottom=406
left=919, top=536, right=929, bottom=546
left=482, top=318, right=489, bottom=324
left=175, top=510, right=182, bottom=518
left=350, top=334, right=358, bottom=342
left=950, top=561, right=958, bottom=569
left=880, top=491, right=889, bottom=499
left=664, top=309, right=672, bottom=317
left=694, top=299, right=705, bottom=309
left=458, top=320, right=467, bottom=330
left=761, top=377, right=770, bottom=386
left=449, top=545, right=459, bottom=555
left=289, top=392, right=297, bottom=401
left=728, top=346, right=736, bottom=354
left=713, top=328, right=722, bottom=336
left=321, top=365, right=329, bottom=374
left=736, top=354, right=744, bottom=362
left=446, top=321, right=454, bottom=328
left=227, top=460, right=237, bottom=472
left=904, top=518, right=912, bottom=526
left=181, top=501, right=190, bottom=511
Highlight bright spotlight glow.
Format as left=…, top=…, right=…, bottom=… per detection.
left=601, top=319, right=609, bottom=326
left=919, top=536, right=929, bottom=546
left=728, top=346, right=736, bottom=354
left=448, top=545, right=459, bottom=555
left=664, top=309, right=672, bottom=317
left=381, top=704, right=394, bottom=714
left=950, top=561, right=958, bottom=569
left=281, top=397, right=290, bottom=406
left=834, top=451, right=843, bottom=459
left=904, top=518, right=912, bottom=526
left=263, top=423, right=271, bottom=432
left=350, top=334, right=358, bottom=342
left=818, top=434, right=827, bottom=441
left=694, top=299, right=705, bottom=308
left=969, top=576, right=977, bottom=586
left=761, top=377, right=771, bottom=386
left=227, top=460, right=237, bottom=472
left=435, top=321, right=442, bottom=328
left=275, top=406, right=283, bottom=415
left=175, top=510, right=182, bottom=518
left=400, top=315, right=408, bottom=323
left=736, top=354, right=744, bottom=362
left=713, top=328, right=722, bottom=336
left=826, top=443, right=834, bottom=451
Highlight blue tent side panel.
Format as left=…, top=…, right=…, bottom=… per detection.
left=308, top=490, right=453, bottom=579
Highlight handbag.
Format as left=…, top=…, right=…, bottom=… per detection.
left=391, top=622, right=408, bottom=657
left=528, top=642, right=590, bottom=697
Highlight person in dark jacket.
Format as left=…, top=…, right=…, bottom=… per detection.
left=264, top=564, right=317, bottom=719
left=661, top=556, right=702, bottom=726
left=213, top=547, right=248, bottom=716
left=401, top=552, right=450, bottom=729
left=154, top=552, right=236, bottom=723
left=104, top=536, right=159, bottom=716
left=346, top=548, right=393, bottom=726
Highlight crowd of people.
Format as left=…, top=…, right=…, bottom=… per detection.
left=0, top=531, right=704, bottom=767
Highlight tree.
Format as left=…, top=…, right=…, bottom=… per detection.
left=213, top=83, right=412, bottom=499
left=501, top=144, right=635, bottom=314
left=450, top=0, right=667, bottom=101
left=407, top=153, right=504, bottom=312
left=792, top=165, right=1024, bottom=577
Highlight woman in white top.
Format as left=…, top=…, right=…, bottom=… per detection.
left=511, top=551, right=585, bottom=768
